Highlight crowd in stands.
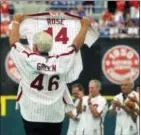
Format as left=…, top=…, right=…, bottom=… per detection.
left=1, top=0, right=139, bottom=37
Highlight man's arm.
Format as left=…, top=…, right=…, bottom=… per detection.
left=109, top=102, right=117, bottom=116
left=9, top=14, right=25, bottom=45
left=112, top=99, right=133, bottom=113
left=72, top=17, right=90, bottom=50
left=76, top=98, right=83, bottom=114
left=87, top=95, right=101, bottom=117
left=66, top=111, right=77, bottom=120
left=88, top=104, right=101, bottom=117
left=88, top=98, right=107, bottom=117
left=76, top=92, right=84, bottom=114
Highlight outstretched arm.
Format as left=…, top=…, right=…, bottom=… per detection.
left=72, top=17, right=90, bottom=50
left=9, top=14, right=25, bottom=46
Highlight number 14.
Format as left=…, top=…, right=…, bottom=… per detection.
left=44, top=27, right=69, bottom=44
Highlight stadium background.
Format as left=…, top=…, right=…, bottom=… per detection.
left=0, top=1, right=140, bottom=135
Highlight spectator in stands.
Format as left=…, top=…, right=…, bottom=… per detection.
left=1, top=1, right=9, bottom=15
left=1, top=1, right=10, bottom=37
left=77, top=4, right=85, bottom=17
left=8, top=2, right=15, bottom=17
left=76, top=80, right=107, bottom=135
left=114, top=0, right=125, bottom=27
left=129, top=1, right=139, bottom=19
left=109, top=78, right=138, bottom=135
left=99, top=10, right=115, bottom=27
left=1, top=1, right=10, bottom=22
left=124, top=13, right=136, bottom=27
left=83, top=1, right=95, bottom=16
left=66, top=84, right=84, bottom=135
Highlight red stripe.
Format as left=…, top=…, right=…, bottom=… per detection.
left=22, top=48, right=74, bottom=58
left=26, top=12, right=81, bottom=20
left=26, top=12, right=50, bottom=17
left=63, top=98, right=67, bottom=104
left=57, top=49, right=75, bottom=58
left=12, top=43, right=17, bottom=48
left=17, top=89, right=23, bottom=101
left=23, top=50, right=39, bottom=57
left=48, top=56, right=55, bottom=59
left=23, top=50, right=29, bottom=57
left=100, top=117, right=103, bottom=135
left=64, top=12, right=82, bottom=19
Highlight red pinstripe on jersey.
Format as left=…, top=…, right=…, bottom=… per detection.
left=26, top=11, right=81, bottom=20
left=13, top=43, right=75, bottom=58
left=17, top=88, right=23, bottom=101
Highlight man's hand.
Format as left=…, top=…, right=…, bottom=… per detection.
left=71, top=115, right=79, bottom=121
left=125, top=101, right=135, bottom=109
left=81, top=17, right=90, bottom=27
left=88, top=94, right=92, bottom=104
left=112, top=100, right=121, bottom=108
left=13, top=14, right=25, bottom=24
left=128, top=95, right=138, bottom=103
left=77, top=91, right=83, bottom=100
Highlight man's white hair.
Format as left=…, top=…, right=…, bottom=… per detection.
left=89, top=79, right=102, bottom=90
left=33, top=32, right=53, bottom=53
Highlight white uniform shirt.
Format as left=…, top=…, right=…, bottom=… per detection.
left=76, top=95, right=107, bottom=135
left=19, top=11, right=99, bottom=83
left=67, top=99, right=80, bottom=135
left=10, top=42, right=76, bottom=122
left=109, top=93, right=138, bottom=135
left=126, top=91, right=139, bottom=135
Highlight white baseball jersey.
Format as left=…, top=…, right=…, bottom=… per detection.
left=76, top=95, right=107, bottom=135
left=125, top=91, right=140, bottom=135
left=10, top=42, right=76, bottom=122
left=67, top=99, right=80, bottom=135
left=19, top=11, right=99, bottom=83
left=109, top=93, right=138, bottom=135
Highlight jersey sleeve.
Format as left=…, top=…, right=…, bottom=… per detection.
left=10, top=42, right=29, bottom=75
left=56, top=45, right=76, bottom=75
left=96, top=98, right=107, bottom=114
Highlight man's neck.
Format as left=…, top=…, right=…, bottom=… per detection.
left=91, top=93, right=100, bottom=98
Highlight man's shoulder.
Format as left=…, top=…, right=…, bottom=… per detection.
left=115, top=93, right=123, bottom=98
left=96, top=95, right=106, bottom=104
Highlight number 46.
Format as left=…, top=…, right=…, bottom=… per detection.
left=44, top=27, right=69, bottom=44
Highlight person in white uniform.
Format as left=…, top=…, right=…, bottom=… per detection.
left=66, top=83, right=84, bottom=135
left=76, top=80, right=107, bottom=135
left=125, top=87, right=140, bottom=135
left=9, top=14, right=90, bottom=135
left=109, top=79, right=138, bottom=135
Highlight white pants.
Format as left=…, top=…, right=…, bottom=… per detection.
left=115, top=125, right=138, bottom=135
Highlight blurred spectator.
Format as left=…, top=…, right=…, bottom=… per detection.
left=8, top=2, right=15, bottom=16
left=124, top=13, right=136, bottom=27
left=83, top=1, right=95, bottom=16
left=77, top=4, right=85, bottom=17
left=1, top=1, right=11, bottom=37
left=1, top=1, right=9, bottom=14
left=129, top=1, right=139, bottom=19
left=114, top=0, right=125, bottom=27
left=99, top=10, right=115, bottom=27
left=1, top=22, right=9, bottom=37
